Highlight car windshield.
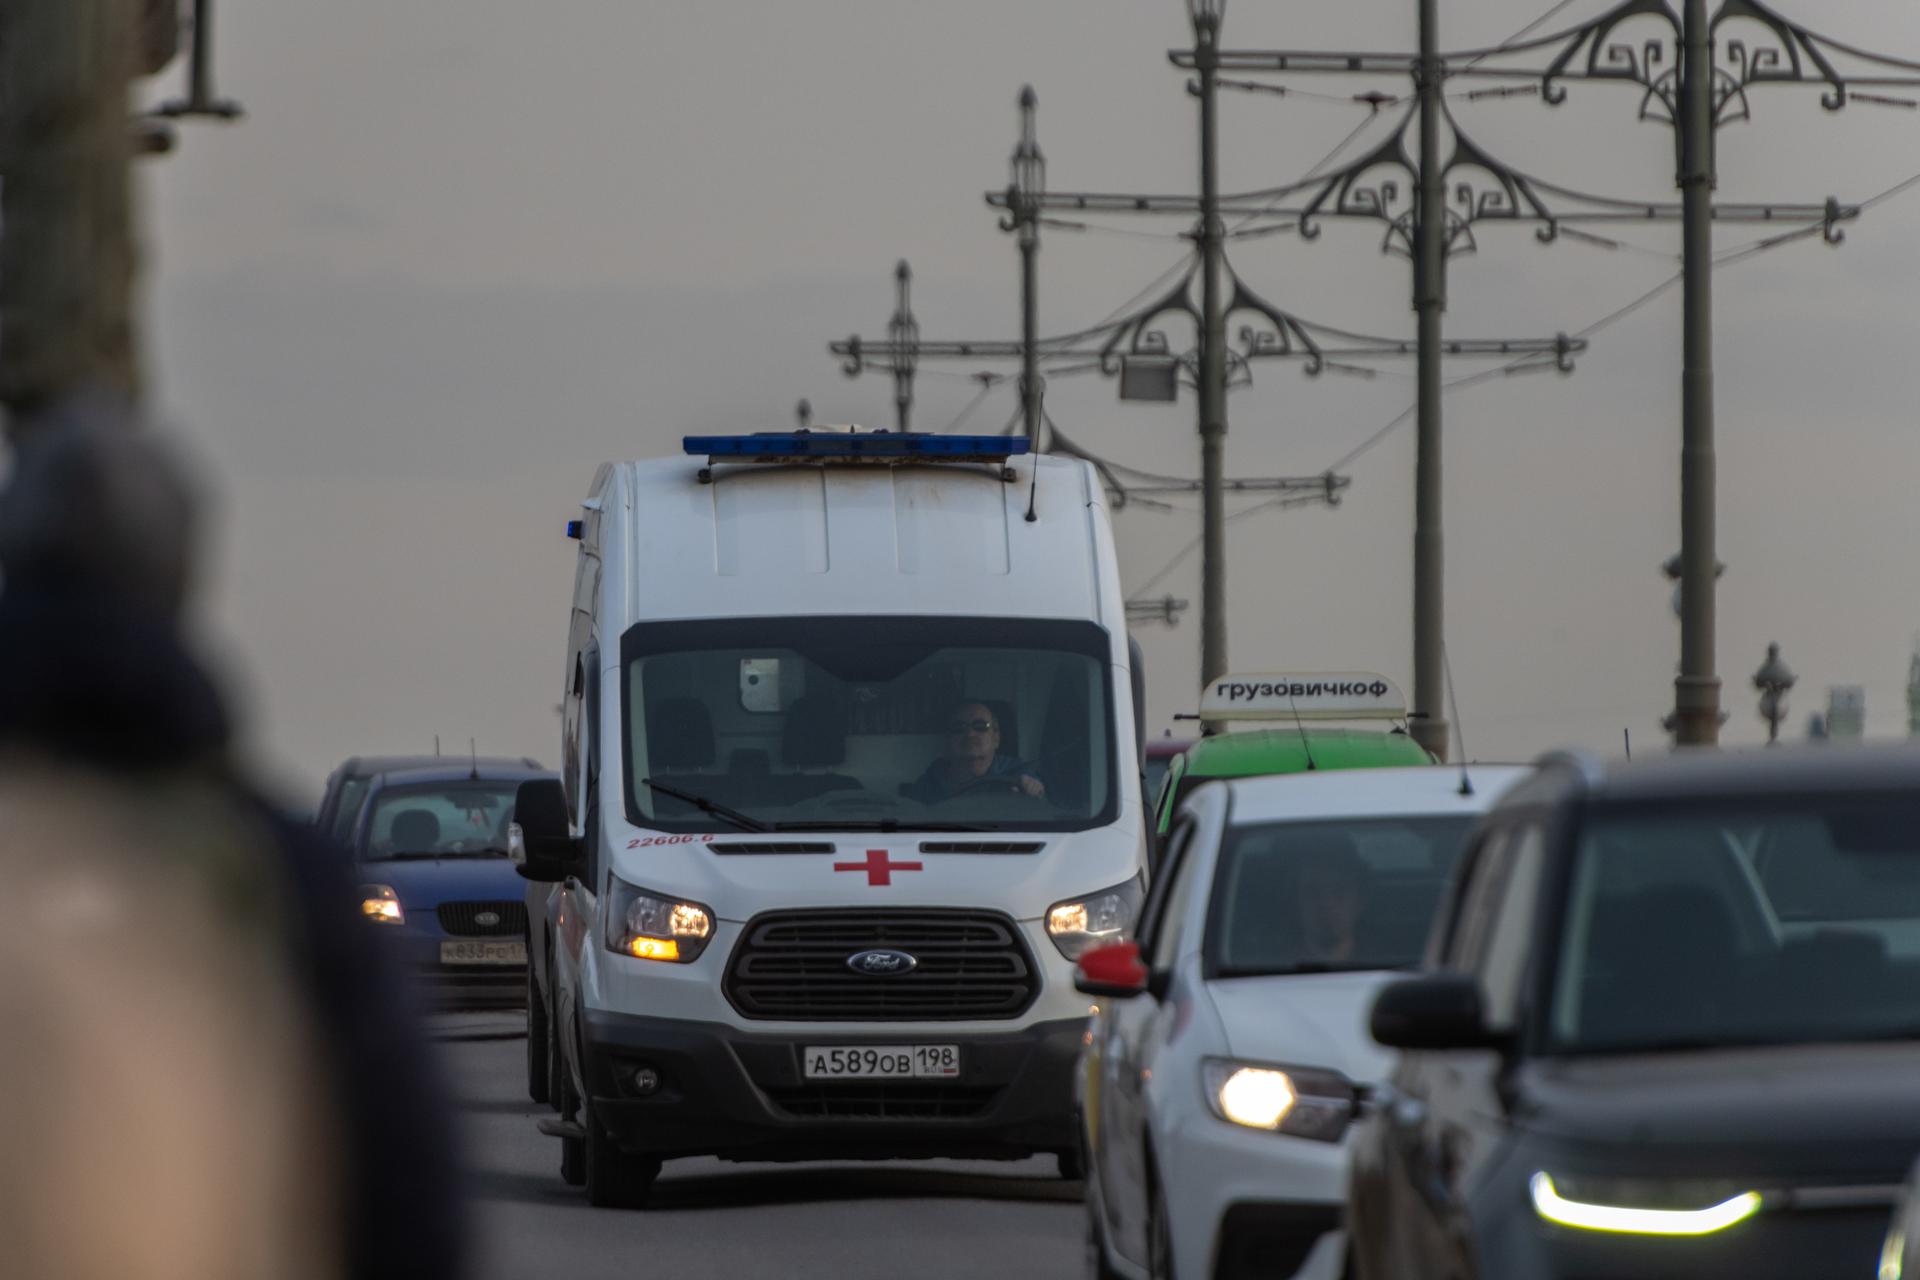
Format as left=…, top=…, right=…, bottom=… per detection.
left=622, top=616, right=1116, bottom=833
left=1548, top=794, right=1920, bottom=1054
left=1206, top=816, right=1474, bottom=976
left=361, top=782, right=520, bottom=860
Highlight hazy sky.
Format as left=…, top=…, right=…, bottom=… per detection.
left=135, top=0, right=1920, bottom=799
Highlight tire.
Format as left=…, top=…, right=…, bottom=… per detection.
left=1085, top=1206, right=1123, bottom=1280
left=584, top=1097, right=661, bottom=1210
left=556, top=1033, right=586, bottom=1188
left=1147, top=1174, right=1174, bottom=1280
left=544, top=953, right=565, bottom=1111
left=559, top=1128, right=587, bottom=1188
left=525, top=965, right=550, bottom=1105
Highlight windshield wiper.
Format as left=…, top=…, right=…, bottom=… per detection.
left=772, top=819, right=994, bottom=833
left=641, top=778, right=769, bottom=833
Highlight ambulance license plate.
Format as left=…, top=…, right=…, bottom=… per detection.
left=440, top=939, right=526, bottom=966
left=803, top=1045, right=962, bottom=1080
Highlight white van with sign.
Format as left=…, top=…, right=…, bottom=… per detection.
left=515, top=428, right=1146, bottom=1207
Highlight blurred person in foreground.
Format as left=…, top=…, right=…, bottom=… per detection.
left=0, top=766, right=339, bottom=1280
left=0, top=402, right=465, bottom=1280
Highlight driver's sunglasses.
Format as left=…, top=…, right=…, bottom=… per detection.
left=948, top=718, right=996, bottom=736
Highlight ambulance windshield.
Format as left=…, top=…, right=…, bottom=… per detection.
left=620, top=616, right=1117, bottom=833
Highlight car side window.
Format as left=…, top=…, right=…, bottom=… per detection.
left=1443, top=827, right=1514, bottom=971
left=583, top=648, right=602, bottom=886
left=1475, top=822, right=1547, bottom=1031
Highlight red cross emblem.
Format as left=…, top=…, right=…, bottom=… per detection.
left=833, top=848, right=923, bottom=886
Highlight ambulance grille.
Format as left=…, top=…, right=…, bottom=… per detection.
left=723, top=909, right=1040, bottom=1021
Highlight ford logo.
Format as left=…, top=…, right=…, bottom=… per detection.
left=847, top=948, right=917, bottom=977
left=474, top=911, right=501, bottom=927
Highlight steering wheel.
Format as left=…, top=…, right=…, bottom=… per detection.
left=814, top=788, right=892, bottom=811
left=938, top=774, right=1039, bottom=802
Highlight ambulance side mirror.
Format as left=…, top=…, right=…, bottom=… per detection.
left=514, top=778, right=584, bottom=883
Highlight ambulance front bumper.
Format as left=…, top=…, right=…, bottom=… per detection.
left=580, top=1008, right=1084, bottom=1162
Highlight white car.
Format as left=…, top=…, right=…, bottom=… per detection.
left=1075, top=764, right=1530, bottom=1280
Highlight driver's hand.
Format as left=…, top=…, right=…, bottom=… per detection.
left=1019, top=774, right=1046, bottom=799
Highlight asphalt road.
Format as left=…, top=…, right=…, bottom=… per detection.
left=435, top=1015, right=1084, bottom=1279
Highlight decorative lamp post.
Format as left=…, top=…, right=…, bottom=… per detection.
left=886, top=261, right=918, bottom=432
left=1188, top=0, right=1229, bottom=694
left=1752, top=643, right=1796, bottom=745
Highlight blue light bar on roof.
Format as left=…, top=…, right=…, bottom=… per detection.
left=683, top=431, right=1030, bottom=464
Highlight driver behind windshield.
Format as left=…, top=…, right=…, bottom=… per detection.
left=1292, top=834, right=1369, bottom=965
left=904, top=701, right=1045, bottom=803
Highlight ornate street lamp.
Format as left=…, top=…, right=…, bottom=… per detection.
left=886, top=261, right=918, bottom=432
left=1752, top=642, right=1796, bottom=744
left=1186, top=0, right=1225, bottom=30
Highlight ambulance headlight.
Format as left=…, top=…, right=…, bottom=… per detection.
left=1046, top=876, right=1144, bottom=960
left=605, top=876, right=714, bottom=964
left=1201, top=1059, right=1357, bottom=1142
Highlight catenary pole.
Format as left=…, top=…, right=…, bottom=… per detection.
left=1012, top=87, right=1046, bottom=450
left=1, top=0, right=144, bottom=437
left=1673, top=0, right=1722, bottom=745
left=1411, top=0, right=1450, bottom=761
left=1193, top=1, right=1230, bottom=694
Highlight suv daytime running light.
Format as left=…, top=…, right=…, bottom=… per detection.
left=1529, top=1173, right=1762, bottom=1236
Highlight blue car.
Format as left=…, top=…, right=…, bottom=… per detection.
left=347, top=763, right=554, bottom=1008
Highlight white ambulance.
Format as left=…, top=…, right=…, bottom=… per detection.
left=514, top=428, right=1147, bottom=1207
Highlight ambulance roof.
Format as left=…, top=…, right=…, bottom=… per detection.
left=597, top=450, right=1120, bottom=628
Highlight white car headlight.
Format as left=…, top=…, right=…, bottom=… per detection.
left=359, top=884, right=404, bottom=925
left=1529, top=1173, right=1762, bottom=1236
left=1046, top=876, right=1144, bottom=960
left=604, top=876, right=714, bottom=963
left=1201, top=1058, right=1357, bottom=1142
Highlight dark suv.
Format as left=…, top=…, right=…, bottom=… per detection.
left=1349, top=745, right=1920, bottom=1280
